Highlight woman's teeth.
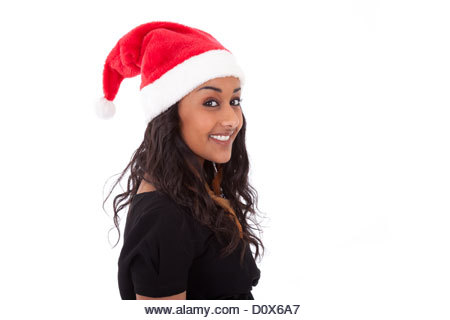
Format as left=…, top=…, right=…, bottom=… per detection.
left=209, top=135, right=230, bottom=141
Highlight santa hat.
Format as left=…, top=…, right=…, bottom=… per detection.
left=95, top=21, right=246, bottom=123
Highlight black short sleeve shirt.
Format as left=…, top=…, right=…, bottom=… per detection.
left=118, top=190, right=261, bottom=299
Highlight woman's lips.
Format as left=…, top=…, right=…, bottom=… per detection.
left=209, top=135, right=232, bottom=146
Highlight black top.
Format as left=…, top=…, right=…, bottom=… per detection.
left=118, top=190, right=261, bottom=299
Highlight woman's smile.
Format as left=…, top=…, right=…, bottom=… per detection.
left=209, top=134, right=233, bottom=146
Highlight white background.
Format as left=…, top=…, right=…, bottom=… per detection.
left=0, top=0, right=449, bottom=319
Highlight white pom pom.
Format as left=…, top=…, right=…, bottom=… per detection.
left=95, top=97, right=116, bottom=119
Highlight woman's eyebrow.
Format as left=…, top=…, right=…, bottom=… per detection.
left=197, top=86, right=241, bottom=93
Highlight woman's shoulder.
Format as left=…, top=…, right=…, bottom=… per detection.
left=129, top=191, right=185, bottom=224
left=123, top=190, right=212, bottom=257
left=126, top=190, right=210, bottom=238
left=132, top=190, right=172, bottom=210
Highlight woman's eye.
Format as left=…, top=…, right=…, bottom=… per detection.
left=204, top=98, right=243, bottom=108
left=232, top=98, right=243, bottom=106
left=204, top=100, right=219, bottom=107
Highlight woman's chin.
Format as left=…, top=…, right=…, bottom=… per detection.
left=209, top=154, right=232, bottom=164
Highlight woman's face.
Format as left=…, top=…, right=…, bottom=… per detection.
left=178, top=76, right=243, bottom=166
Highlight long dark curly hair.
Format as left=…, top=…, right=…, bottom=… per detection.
left=103, top=100, right=265, bottom=265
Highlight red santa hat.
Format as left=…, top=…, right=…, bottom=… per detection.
left=95, top=21, right=246, bottom=123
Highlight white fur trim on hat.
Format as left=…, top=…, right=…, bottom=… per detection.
left=140, top=49, right=245, bottom=123
left=95, top=97, right=116, bottom=119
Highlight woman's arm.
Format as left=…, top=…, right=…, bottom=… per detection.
left=136, top=290, right=186, bottom=300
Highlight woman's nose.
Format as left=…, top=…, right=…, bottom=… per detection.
left=219, top=103, right=240, bottom=127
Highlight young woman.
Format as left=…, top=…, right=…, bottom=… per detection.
left=97, top=21, right=265, bottom=300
